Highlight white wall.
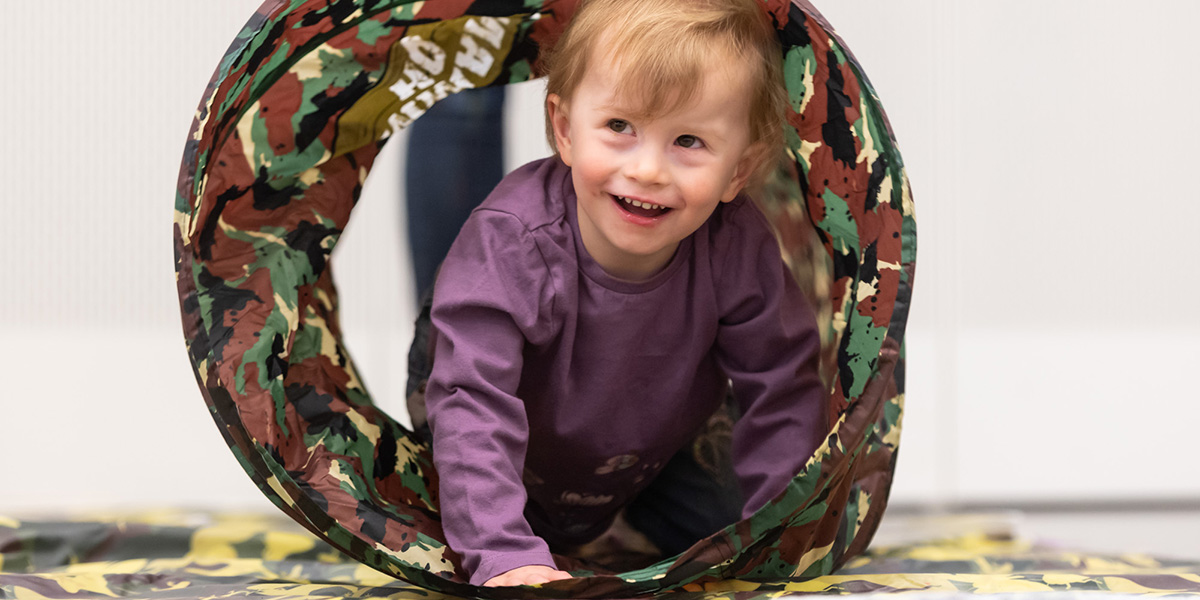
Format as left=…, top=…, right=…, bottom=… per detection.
left=0, top=1, right=1196, bottom=513
left=816, top=0, right=1200, bottom=505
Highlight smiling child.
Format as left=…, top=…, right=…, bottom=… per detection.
left=420, top=0, right=827, bottom=587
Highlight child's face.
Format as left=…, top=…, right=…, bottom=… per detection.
left=547, top=46, right=759, bottom=281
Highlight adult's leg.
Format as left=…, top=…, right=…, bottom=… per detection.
left=405, top=87, right=506, bottom=301
left=404, top=87, right=506, bottom=435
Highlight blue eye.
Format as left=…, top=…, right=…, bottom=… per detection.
left=607, top=119, right=631, bottom=133
left=676, top=134, right=703, bottom=149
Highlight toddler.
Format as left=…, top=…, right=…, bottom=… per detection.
left=422, top=0, right=826, bottom=586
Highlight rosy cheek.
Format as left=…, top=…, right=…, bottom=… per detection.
left=578, top=161, right=610, bottom=186
left=689, top=175, right=723, bottom=198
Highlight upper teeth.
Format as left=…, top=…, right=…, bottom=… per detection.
left=619, top=196, right=665, bottom=210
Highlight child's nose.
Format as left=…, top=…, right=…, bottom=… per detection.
left=622, top=145, right=668, bottom=186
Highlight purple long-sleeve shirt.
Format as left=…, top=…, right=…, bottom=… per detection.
left=425, top=157, right=825, bottom=585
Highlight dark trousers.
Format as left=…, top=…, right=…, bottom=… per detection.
left=405, top=87, right=506, bottom=301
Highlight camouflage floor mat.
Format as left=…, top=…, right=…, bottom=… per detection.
left=2, top=511, right=1198, bottom=598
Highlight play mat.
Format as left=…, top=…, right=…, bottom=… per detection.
left=3, top=511, right=1199, bottom=598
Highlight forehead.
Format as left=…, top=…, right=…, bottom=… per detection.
left=581, top=35, right=754, bottom=120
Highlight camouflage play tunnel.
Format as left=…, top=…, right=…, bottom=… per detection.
left=172, top=0, right=915, bottom=597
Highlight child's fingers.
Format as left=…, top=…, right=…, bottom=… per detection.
left=483, top=566, right=572, bottom=587
left=535, top=569, right=573, bottom=584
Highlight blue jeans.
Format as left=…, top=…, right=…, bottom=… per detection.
left=405, top=87, right=506, bottom=301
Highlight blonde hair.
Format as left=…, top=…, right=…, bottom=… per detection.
left=542, top=0, right=786, bottom=179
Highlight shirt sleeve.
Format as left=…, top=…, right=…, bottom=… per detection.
left=424, top=209, right=559, bottom=585
left=712, top=200, right=828, bottom=518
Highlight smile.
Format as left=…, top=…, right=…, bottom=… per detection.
left=612, top=194, right=671, bottom=219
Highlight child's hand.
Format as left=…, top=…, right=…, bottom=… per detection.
left=483, top=565, right=572, bottom=587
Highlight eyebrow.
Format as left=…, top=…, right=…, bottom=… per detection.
left=595, top=88, right=690, bottom=121
left=596, top=99, right=643, bottom=116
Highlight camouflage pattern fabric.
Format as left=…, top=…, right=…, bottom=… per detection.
left=5, top=512, right=1200, bottom=598
left=172, top=0, right=915, bottom=596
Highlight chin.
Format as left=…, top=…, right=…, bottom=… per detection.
left=611, top=240, right=666, bottom=258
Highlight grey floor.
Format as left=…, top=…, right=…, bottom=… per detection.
left=873, top=508, right=1200, bottom=561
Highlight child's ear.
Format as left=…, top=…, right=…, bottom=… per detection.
left=720, top=142, right=765, bottom=203
left=547, top=93, right=574, bottom=166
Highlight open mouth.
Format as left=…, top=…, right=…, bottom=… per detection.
left=612, top=194, right=671, bottom=219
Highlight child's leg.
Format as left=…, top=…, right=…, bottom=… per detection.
left=405, top=284, right=436, bottom=443
left=623, top=404, right=743, bottom=556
